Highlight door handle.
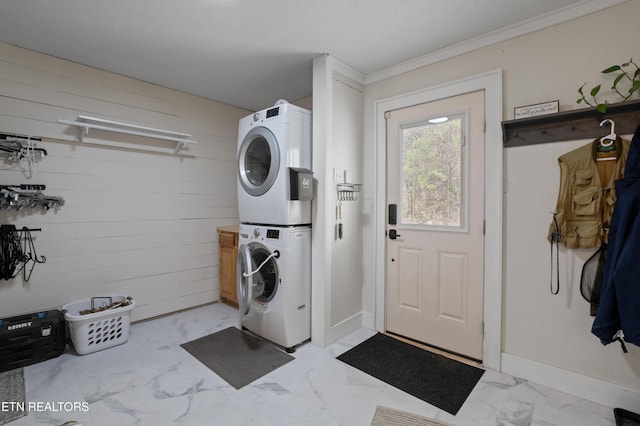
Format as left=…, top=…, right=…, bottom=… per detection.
left=388, top=229, right=401, bottom=240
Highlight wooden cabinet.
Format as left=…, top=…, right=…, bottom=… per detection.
left=217, top=225, right=239, bottom=308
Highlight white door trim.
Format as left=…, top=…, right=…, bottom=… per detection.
left=374, top=69, right=503, bottom=371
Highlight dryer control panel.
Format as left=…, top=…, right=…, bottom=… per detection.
left=266, top=107, right=280, bottom=118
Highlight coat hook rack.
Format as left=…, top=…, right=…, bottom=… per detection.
left=0, top=225, right=46, bottom=282
left=57, top=115, right=198, bottom=153
left=502, top=99, right=640, bottom=147
left=1, top=132, right=42, bottom=143
left=0, top=185, right=64, bottom=211
left=0, top=133, right=47, bottom=161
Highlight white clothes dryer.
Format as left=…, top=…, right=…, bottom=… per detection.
left=237, top=101, right=312, bottom=226
left=236, top=223, right=311, bottom=352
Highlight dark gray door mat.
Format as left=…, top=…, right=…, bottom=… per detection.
left=338, top=333, right=484, bottom=415
left=0, top=368, right=27, bottom=425
left=180, top=326, right=294, bottom=389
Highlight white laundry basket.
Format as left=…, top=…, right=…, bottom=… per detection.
left=62, top=295, right=135, bottom=355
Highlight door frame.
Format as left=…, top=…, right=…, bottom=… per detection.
left=374, top=70, right=503, bottom=371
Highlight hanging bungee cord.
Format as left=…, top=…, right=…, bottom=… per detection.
left=243, top=250, right=280, bottom=278
left=0, top=225, right=45, bottom=282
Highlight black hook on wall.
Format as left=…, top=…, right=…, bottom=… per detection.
left=0, top=225, right=45, bottom=282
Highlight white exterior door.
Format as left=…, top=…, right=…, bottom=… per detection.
left=385, top=90, right=485, bottom=360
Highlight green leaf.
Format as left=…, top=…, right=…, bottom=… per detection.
left=602, top=65, right=621, bottom=73
left=577, top=98, right=583, bottom=104
left=590, top=84, right=601, bottom=96
left=630, top=80, right=640, bottom=94
left=613, top=73, right=625, bottom=88
left=597, top=103, right=608, bottom=114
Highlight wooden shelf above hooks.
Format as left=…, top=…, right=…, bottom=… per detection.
left=502, top=99, right=640, bottom=147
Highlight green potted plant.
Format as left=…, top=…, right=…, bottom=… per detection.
left=577, top=58, right=640, bottom=113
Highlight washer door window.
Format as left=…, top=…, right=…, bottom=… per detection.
left=238, top=127, right=281, bottom=196
left=236, top=242, right=279, bottom=315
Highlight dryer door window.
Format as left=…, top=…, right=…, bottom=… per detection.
left=238, top=127, right=281, bottom=196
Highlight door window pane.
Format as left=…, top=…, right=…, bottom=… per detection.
left=401, top=116, right=464, bottom=228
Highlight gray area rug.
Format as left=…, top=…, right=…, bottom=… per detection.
left=371, top=406, right=455, bottom=426
left=0, top=368, right=27, bottom=425
left=181, top=326, right=294, bottom=389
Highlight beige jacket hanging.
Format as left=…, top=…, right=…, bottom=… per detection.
left=549, top=136, right=630, bottom=249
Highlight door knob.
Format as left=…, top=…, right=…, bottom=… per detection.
left=388, top=229, right=401, bottom=240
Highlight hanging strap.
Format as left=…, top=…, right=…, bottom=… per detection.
left=613, top=331, right=628, bottom=354
left=20, top=227, right=46, bottom=282
left=550, top=212, right=561, bottom=295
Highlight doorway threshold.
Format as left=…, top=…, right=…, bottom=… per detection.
left=385, top=331, right=483, bottom=369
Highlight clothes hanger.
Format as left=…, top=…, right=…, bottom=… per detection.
left=0, top=185, right=64, bottom=211
left=596, top=119, right=618, bottom=161
left=0, top=139, right=47, bottom=160
left=599, top=119, right=617, bottom=147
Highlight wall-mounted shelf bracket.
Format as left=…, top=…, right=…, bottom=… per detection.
left=502, top=99, right=640, bottom=147
left=57, top=115, right=197, bottom=153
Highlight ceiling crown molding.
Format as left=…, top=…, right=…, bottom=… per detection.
left=364, top=0, right=629, bottom=85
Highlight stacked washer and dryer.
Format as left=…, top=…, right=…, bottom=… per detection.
left=236, top=100, right=313, bottom=353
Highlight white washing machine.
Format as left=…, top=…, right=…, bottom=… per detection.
left=236, top=223, right=311, bottom=352
left=237, top=100, right=312, bottom=226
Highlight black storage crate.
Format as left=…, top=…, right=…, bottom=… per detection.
left=0, top=310, right=65, bottom=373
left=615, top=408, right=640, bottom=426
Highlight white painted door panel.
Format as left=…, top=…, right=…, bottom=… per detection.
left=385, top=90, right=485, bottom=360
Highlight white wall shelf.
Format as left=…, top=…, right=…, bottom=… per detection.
left=58, top=115, right=198, bottom=153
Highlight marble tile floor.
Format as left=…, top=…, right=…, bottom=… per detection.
left=11, top=303, right=615, bottom=426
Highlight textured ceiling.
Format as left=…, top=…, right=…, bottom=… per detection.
left=0, top=0, right=624, bottom=111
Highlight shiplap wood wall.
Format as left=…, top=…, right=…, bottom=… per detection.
left=0, top=42, right=249, bottom=321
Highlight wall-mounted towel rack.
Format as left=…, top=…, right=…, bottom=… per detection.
left=57, top=115, right=198, bottom=153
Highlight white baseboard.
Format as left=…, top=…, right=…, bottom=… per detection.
left=361, top=311, right=375, bottom=330
left=328, top=312, right=363, bottom=345
left=501, top=353, right=640, bottom=412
